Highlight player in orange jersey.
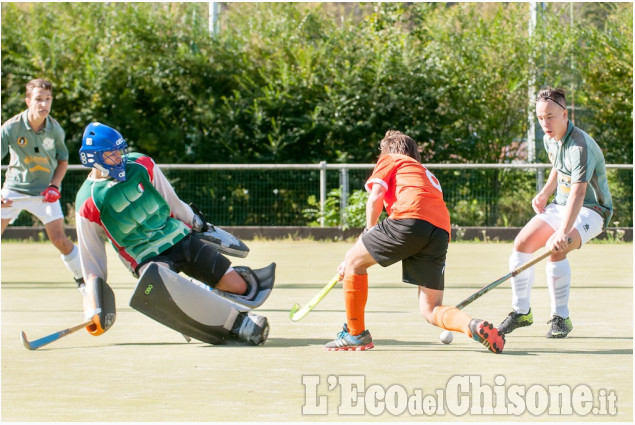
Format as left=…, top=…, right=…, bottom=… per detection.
left=324, top=130, right=505, bottom=353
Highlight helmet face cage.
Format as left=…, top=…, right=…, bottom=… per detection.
left=80, top=123, right=129, bottom=181
left=82, top=147, right=129, bottom=181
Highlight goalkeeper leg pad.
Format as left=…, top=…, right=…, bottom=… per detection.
left=130, top=263, right=257, bottom=345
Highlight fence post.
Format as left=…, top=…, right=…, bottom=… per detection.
left=340, top=167, right=349, bottom=228
left=537, top=167, right=545, bottom=192
left=208, top=1, right=220, bottom=36
left=319, top=161, right=327, bottom=228
left=528, top=1, right=538, bottom=193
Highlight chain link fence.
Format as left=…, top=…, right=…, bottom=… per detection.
left=2, top=163, right=632, bottom=229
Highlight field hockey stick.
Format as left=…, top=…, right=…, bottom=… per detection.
left=290, top=274, right=340, bottom=321
left=455, top=239, right=571, bottom=310
left=20, top=319, right=94, bottom=350
left=2, top=195, right=44, bottom=202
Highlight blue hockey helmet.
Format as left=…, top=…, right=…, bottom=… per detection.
left=80, top=122, right=129, bottom=181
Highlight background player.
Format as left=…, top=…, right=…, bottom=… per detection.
left=324, top=130, right=505, bottom=353
left=75, top=122, right=271, bottom=343
left=497, top=87, right=613, bottom=338
left=1, top=78, right=83, bottom=285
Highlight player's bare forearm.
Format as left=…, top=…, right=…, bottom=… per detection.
left=365, top=200, right=383, bottom=228
left=50, top=160, right=68, bottom=188
left=532, top=168, right=557, bottom=213
left=546, top=182, right=586, bottom=252
left=366, top=185, right=385, bottom=228
left=540, top=168, right=558, bottom=197
left=561, top=182, right=587, bottom=235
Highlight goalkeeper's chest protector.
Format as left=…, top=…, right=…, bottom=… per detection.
left=76, top=154, right=189, bottom=265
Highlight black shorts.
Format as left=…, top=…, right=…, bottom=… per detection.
left=361, top=218, right=449, bottom=290
left=136, top=233, right=231, bottom=288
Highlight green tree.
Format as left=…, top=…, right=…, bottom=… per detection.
left=2, top=2, right=631, bottom=227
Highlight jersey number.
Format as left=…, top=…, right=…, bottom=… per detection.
left=425, top=169, right=443, bottom=193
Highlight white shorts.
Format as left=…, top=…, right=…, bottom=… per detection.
left=1, top=187, right=64, bottom=225
left=532, top=203, right=604, bottom=246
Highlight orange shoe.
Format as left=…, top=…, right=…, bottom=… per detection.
left=470, top=319, right=505, bottom=354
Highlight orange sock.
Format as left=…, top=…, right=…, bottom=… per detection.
left=433, top=305, right=473, bottom=337
left=344, top=274, right=368, bottom=336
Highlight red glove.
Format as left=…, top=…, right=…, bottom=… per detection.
left=41, top=185, right=61, bottom=203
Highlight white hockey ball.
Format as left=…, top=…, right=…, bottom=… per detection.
left=439, top=330, right=453, bottom=344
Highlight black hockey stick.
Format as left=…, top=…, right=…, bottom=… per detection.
left=455, top=239, right=571, bottom=310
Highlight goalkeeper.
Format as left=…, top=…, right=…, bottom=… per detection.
left=74, top=122, right=272, bottom=344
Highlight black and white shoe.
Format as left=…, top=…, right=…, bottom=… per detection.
left=498, top=309, right=533, bottom=335
left=546, top=315, right=573, bottom=339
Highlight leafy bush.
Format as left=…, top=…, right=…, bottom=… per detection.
left=2, top=2, right=632, bottom=227
left=303, top=188, right=386, bottom=229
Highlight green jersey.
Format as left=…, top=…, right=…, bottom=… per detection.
left=544, top=121, right=613, bottom=228
left=1, top=111, right=68, bottom=195
left=75, top=153, right=193, bottom=278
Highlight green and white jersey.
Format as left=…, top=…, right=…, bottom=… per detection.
left=544, top=120, right=613, bottom=228
left=75, top=153, right=195, bottom=280
left=1, top=111, right=68, bottom=194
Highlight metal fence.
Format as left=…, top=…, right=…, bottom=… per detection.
left=2, top=163, right=632, bottom=228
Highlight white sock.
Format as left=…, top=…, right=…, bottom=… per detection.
left=509, top=251, right=535, bottom=314
left=61, top=244, right=83, bottom=280
left=546, top=259, right=571, bottom=318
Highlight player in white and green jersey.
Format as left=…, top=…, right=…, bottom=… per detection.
left=498, top=87, right=613, bottom=340
left=544, top=121, right=613, bottom=228
left=1, top=78, right=83, bottom=284
left=75, top=122, right=273, bottom=343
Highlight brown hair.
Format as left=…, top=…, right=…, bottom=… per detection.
left=379, top=130, right=421, bottom=162
left=536, top=87, right=566, bottom=109
left=26, top=79, right=53, bottom=98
